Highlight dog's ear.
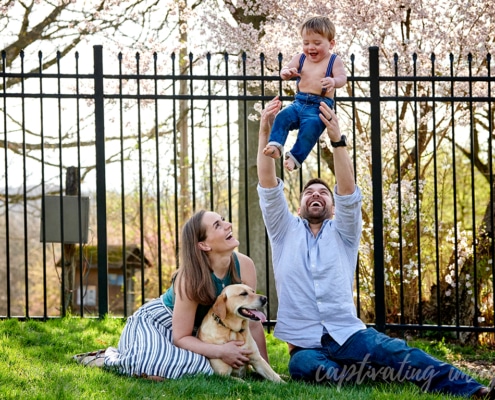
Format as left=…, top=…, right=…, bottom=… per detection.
left=212, top=292, right=227, bottom=320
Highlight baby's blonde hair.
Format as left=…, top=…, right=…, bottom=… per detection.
left=300, top=16, right=336, bottom=41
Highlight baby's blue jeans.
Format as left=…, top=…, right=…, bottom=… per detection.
left=268, top=92, right=334, bottom=168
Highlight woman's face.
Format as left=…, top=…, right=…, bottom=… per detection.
left=200, top=211, right=239, bottom=253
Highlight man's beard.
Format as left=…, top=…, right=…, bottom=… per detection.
left=302, top=207, right=331, bottom=223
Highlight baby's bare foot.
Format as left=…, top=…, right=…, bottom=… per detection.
left=284, top=157, right=296, bottom=171
left=263, top=145, right=281, bottom=159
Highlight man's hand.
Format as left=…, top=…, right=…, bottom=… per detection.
left=260, top=96, right=282, bottom=135
left=257, top=97, right=281, bottom=189
left=319, top=102, right=355, bottom=195
left=319, top=103, right=341, bottom=143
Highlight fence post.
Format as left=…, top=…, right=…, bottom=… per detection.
left=93, top=45, right=108, bottom=317
left=369, top=46, right=386, bottom=331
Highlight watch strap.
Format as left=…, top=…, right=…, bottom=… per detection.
left=330, top=135, right=347, bottom=148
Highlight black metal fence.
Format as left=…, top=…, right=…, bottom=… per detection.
left=1, top=46, right=495, bottom=340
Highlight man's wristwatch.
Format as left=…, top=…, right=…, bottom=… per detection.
left=330, top=135, right=347, bottom=148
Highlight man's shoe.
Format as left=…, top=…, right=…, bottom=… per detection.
left=472, top=387, right=489, bottom=399
left=489, top=377, right=495, bottom=399
left=474, top=378, right=495, bottom=399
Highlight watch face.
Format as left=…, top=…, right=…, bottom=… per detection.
left=331, top=135, right=347, bottom=147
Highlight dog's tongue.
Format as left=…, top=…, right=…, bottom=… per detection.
left=251, top=310, right=267, bottom=322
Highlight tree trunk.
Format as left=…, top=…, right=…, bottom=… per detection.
left=178, top=12, right=191, bottom=226
left=424, top=198, right=494, bottom=345
left=238, top=101, right=278, bottom=320
left=63, top=166, right=78, bottom=313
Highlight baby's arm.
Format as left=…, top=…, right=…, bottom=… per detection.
left=280, top=54, right=302, bottom=80
left=321, top=54, right=347, bottom=90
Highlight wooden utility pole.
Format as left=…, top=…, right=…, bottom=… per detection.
left=63, top=166, right=78, bottom=313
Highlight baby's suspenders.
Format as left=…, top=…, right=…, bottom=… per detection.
left=296, top=53, right=337, bottom=96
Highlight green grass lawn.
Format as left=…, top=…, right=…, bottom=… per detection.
left=0, top=317, right=493, bottom=399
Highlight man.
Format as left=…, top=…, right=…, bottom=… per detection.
left=256, top=96, right=494, bottom=398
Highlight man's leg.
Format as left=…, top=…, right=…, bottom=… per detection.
left=326, top=328, right=485, bottom=397
left=289, top=347, right=346, bottom=384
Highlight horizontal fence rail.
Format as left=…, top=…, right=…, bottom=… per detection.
left=1, top=46, right=495, bottom=342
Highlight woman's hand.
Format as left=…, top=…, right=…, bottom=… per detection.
left=218, top=340, right=252, bottom=368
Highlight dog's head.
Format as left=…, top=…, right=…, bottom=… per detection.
left=212, top=284, right=267, bottom=326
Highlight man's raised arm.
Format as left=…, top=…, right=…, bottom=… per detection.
left=257, top=97, right=281, bottom=189
left=318, top=103, right=355, bottom=195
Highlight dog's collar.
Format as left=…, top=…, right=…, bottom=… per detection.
left=212, top=312, right=244, bottom=333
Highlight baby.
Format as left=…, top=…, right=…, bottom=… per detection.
left=263, top=16, right=347, bottom=170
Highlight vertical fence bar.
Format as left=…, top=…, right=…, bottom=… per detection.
left=488, top=53, right=495, bottom=328
left=135, top=52, right=146, bottom=305
left=172, top=53, right=179, bottom=271
left=241, top=52, right=250, bottom=254
left=467, top=54, right=480, bottom=335
left=117, top=52, right=129, bottom=315
left=224, top=52, right=233, bottom=223
left=20, top=51, right=30, bottom=318
left=75, top=51, right=85, bottom=318
left=411, top=53, right=423, bottom=325
left=189, top=52, right=196, bottom=212
left=350, top=54, right=363, bottom=319
left=56, top=51, right=67, bottom=316
left=38, top=51, right=48, bottom=319
left=393, top=53, right=405, bottom=325
left=369, top=46, right=385, bottom=331
left=431, top=53, right=441, bottom=327
left=207, top=53, right=214, bottom=210
left=1, top=50, right=11, bottom=318
left=153, top=52, right=163, bottom=297
left=93, top=45, right=108, bottom=317
left=449, top=53, right=461, bottom=337
left=259, top=52, right=270, bottom=326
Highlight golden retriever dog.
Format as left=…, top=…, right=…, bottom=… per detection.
left=198, top=284, right=284, bottom=383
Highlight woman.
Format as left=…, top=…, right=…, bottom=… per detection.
left=74, top=210, right=268, bottom=381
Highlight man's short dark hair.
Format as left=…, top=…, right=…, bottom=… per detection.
left=300, top=178, right=334, bottom=202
